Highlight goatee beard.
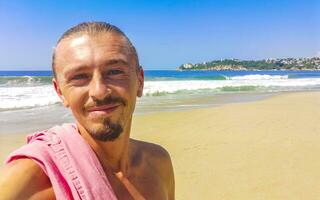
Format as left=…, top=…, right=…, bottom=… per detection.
left=84, top=96, right=127, bottom=141
left=90, top=119, right=123, bottom=142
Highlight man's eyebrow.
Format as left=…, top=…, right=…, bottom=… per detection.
left=62, top=59, right=130, bottom=77
left=63, top=65, right=90, bottom=77
left=104, top=59, right=129, bottom=66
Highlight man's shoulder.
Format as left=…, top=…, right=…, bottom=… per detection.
left=0, top=159, right=54, bottom=199
left=130, top=139, right=174, bottom=179
left=130, top=139, right=171, bottom=162
left=1, top=158, right=43, bottom=176
left=130, top=139, right=175, bottom=199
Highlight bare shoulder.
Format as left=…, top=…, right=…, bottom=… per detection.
left=0, top=158, right=55, bottom=200
left=130, top=139, right=172, bottom=166
left=130, top=139, right=175, bottom=199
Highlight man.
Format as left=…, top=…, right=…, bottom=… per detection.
left=0, top=22, right=175, bottom=200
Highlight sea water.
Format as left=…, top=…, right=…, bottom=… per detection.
left=1, top=70, right=320, bottom=134
left=1, top=70, right=320, bottom=111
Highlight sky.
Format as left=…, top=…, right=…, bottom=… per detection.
left=0, top=0, right=319, bottom=70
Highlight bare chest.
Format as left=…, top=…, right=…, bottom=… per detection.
left=109, top=169, right=168, bottom=200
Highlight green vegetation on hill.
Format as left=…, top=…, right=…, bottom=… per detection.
left=178, top=57, right=320, bottom=71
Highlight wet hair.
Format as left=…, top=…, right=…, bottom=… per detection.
left=52, top=22, right=140, bottom=78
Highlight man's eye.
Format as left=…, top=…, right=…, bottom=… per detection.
left=108, top=69, right=124, bottom=75
left=71, top=74, right=88, bottom=80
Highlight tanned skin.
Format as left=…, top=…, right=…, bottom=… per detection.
left=0, top=32, right=174, bottom=200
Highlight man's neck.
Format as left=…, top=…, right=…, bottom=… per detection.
left=76, top=122, right=147, bottom=200
left=77, top=123, right=132, bottom=176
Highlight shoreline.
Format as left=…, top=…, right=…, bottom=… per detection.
left=0, top=90, right=293, bottom=135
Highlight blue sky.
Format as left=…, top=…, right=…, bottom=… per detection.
left=0, top=0, right=319, bottom=70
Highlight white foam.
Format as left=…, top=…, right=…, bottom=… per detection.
left=230, top=74, right=288, bottom=80
left=1, top=75, right=320, bottom=110
left=0, top=85, right=60, bottom=110
left=143, top=77, right=320, bottom=95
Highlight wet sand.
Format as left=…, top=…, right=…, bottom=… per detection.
left=1, top=91, right=320, bottom=199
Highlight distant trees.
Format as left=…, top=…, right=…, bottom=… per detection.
left=178, top=57, right=320, bottom=71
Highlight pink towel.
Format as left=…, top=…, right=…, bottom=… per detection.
left=5, top=123, right=117, bottom=200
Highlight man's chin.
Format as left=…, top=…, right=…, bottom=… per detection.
left=85, top=120, right=123, bottom=142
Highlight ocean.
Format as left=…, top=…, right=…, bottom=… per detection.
left=1, top=70, right=320, bottom=134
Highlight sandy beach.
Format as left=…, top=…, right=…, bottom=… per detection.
left=1, top=91, right=320, bottom=199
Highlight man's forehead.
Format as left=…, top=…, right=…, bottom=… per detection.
left=68, top=36, right=88, bottom=48
left=56, top=32, right=129, bottom=53
left=54, top=32, right=133, bottom=67
left=53, top=32, right=137, bottom=80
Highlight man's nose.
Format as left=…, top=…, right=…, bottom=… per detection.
left=88, top=75, right=111, bottom=100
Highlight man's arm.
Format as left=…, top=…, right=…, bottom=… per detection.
left=148, top=144, right=175, bottom=200
left=161, top=149, right=175, bottom=200
left=0, top=159, right=55, bottom=200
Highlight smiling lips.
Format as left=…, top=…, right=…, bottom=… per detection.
left=87, top=104, right=120, bottom=116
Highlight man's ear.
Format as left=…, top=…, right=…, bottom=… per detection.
left=53, top=78, right=69, bottom=107
left=137, top=67, right=144, bottom=97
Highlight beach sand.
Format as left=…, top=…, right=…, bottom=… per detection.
left=1, top=91, right=320, bottom=199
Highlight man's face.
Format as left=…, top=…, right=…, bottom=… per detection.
left=53, top=32, right=144, bottom=141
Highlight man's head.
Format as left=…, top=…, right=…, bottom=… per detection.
left=52, top=22, right=144, bottom=142
left=52, top=22, right=140, bottom=78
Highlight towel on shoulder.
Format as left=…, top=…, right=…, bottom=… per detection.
left=5, top=123, right=117, bottom=200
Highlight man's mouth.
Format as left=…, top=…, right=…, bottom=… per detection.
left=87, top=104, right=120, bottom=116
